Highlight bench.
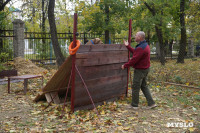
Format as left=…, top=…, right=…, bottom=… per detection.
left=8, top=75, right=43, bottom=94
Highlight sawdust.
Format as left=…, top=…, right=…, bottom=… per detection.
left=14, top=57, right=48, bottom=75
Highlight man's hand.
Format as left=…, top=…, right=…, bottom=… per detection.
left=121, top=65, right=125, bottom=70
left=123, top=40, right=129, bottom=46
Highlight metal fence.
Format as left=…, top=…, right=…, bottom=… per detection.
left=0, top=30, right=14, bottom=62
left=1, top=30, right=199, bottom=64
left=24, top=32, right=114, bottom=64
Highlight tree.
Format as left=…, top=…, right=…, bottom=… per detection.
left=0, top=0, right=12, bottom=51
left=177, top=0, right=187, bottom=63
left=78, top=0, right=129, bottom=43
left=129, top=0, right=182, bottom=65
left=48, top=0, right=65, bottom=67
left=104, top=0, right=109, bottom=44
left=143, top=1, right=166, bottom=65
left=0, top=0, right=11, bottom=11
left=186, top=0, right=200, bottom=42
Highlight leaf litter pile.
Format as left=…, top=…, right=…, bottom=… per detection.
left=0, top=58, right=199, bottom=132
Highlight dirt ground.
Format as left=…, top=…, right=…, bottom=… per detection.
left=0, top=82, right=199, bottom=132
left=0, top=58, right=200, bottom=132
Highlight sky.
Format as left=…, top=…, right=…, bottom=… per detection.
left=10, top=0, right=95, bottom=10
left=10, top=0, right=23, bottom=9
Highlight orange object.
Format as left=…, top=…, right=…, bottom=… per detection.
left=68, top=40, right=81, bottom=55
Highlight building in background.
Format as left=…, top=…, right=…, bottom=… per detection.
left=9, top=7, right=22, bottom=20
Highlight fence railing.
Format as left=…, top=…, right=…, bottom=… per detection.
left=23, top=32, right=112, bottom=64
left=0, top=30, right=14, bottom=62
left=1, top=30, right=199, bottom=64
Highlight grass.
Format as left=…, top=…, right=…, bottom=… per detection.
left=148, top=58, right=200, bottom=87
left=0, top=57, right=200, bottom=132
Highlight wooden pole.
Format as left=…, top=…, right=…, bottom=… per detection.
left=71, top=13, right=77, bottom=112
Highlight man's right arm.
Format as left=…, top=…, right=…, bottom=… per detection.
left=126, top=45, right=135, bottom=53
left=123, top=40, right=135, bottom=53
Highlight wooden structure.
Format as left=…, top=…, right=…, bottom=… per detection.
left=34, top=44, right=128, bottom=110
left=34, top=14, right=131, bottom=111
left=0, top=69, right=17, bottom=78
left=74, top=44, right=128, bottom=110
left=8, top=75, right=43, bottom=94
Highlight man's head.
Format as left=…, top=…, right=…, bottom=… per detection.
left=135, top=31, right=145, bottom=43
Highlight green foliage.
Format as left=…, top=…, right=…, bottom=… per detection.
left=77, top=0, right=131, bottom=35
left=186, top=1, right=200, bottom=40
left=0, top=7, right=13, bottom=29
left=130, top=0, right=183, bottom=44
left=0, top=63, right=6, bottom=72
left=0, top=52, right=9, bottom=63
left=174, top=75, right=182, bottom=83
left=0, top=62, right=15, bottom=71
left=194, top=95, right=200, bottom=101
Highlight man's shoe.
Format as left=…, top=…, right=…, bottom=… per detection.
left=146, top=104, right=157, bottom=109
left=128, top=105, right=139, bottom=109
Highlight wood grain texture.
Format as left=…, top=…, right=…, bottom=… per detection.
left=74, top=45, right=128, bottom=109
left=77, top=44, right=127, bottom=53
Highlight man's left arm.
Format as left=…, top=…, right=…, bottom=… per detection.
left=123, top=48, right=144, bottom=68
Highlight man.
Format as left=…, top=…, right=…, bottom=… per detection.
left=121, top=31, right=157, bottom=109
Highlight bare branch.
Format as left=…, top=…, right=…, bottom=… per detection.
left=144, top=2, right=155, bottom=16
left=0, top=0, right=12, bottom=11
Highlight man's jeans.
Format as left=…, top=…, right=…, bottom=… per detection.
left=131, top=68, right=155, bottom=107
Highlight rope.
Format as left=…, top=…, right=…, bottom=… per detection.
left=75, top=65, right=100, bottom=119
left=60, top=66, right=73, bottom=118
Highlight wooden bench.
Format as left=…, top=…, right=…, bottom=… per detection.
left=8, top=75, right=43, bottom=94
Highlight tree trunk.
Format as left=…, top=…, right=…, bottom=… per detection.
left=146, top=30, right=150, bottom=45
left=42, top=0, right=46, bottom=33
left=0, top=1, right=4, bottom=50
left=188, top=38, right=194, bottom=57
left=177, top=0, right=187, bottom=63
left=105, top=2, right=109, bottom=44
left=169, top=39, right=173, bottom=59
left=155, top=26, right=165, bottom=65
left=0, top=0, right=11, bottom=11
left=144, top=2, right=165, bottom=65
left=48, top=0, right=65, bottom=67
left=42, top=0, right=46, bottom=57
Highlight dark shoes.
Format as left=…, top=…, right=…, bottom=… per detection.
left=128, top=105, right=139, bottom=110
left=128, top=104, right=157, bottom=110
left=145, top=104, right=157, bottom=109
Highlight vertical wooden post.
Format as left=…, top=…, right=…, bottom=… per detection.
left=71, top=13, right=77, bottom=112
left=126, top=19, right=132, bottom=96
left=8, top=78, right=10, bottom=93
left=24, top=79, right=28, bottom=94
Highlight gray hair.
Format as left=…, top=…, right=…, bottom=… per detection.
left=137, top=31, right=145, bottom=39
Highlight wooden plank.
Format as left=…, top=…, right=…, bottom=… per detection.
left=76, top=56, right=128, bottom=66
left=34, top=56, right=72, bottom=102
left=74, top=84, right=126, bottom=107
left=76, top=51, right=128, bottom=59
left=45, top=92, right=60, bottom=104
left=75, top=80, right=126, bottom=99
left=76, top=50, right=128, bottom=66
left=74, top=74, right=127, bottom=107
left=77, top=44, right=127, bottom=53
left=77, top=63, right=124, bottom=72
left=50, top=92, right=60, bottom=104
left=42, top=56, right=72, bottom=93
left=75, top=74, right=127, bottom=89
left=45, top=93, right=52, bottom=103
left=74, top=97, right=118, bottom=111
left=75, top=63, right=127, bottom=81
